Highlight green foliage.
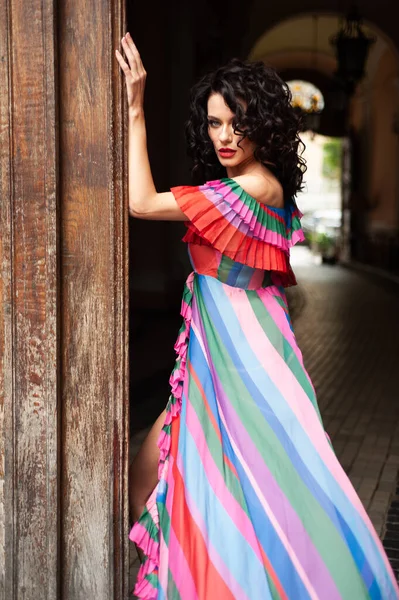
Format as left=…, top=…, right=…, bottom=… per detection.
left=322, top=139, right=342, bottom=180
left=314, top=232, right=335, bottom=252
left=306, top=231, right=334, bottom=250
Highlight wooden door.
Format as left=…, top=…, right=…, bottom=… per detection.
left=0, top=0, right=130, bottom=598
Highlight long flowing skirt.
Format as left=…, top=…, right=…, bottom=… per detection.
left=130, top=272, right=399, bottom=599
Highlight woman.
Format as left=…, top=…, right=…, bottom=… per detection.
left=116, top=33, right=399, bottom=600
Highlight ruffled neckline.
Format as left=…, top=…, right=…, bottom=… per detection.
left=171, top=179, right=304, bottom=286
left=219, top=177, right=288, bottom=216
left=204, top=177, right=304, bottom=249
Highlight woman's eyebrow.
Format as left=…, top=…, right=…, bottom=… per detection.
left=207, top=115, right=234, bottom=121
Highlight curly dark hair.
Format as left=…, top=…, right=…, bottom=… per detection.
left=185, top=58, right=306, bottom=199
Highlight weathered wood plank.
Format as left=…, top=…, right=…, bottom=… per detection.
left=0, top=2, right=12, bottom=597
left=59, top=0, right=129, bottom=596
left=111, top=1, right=130, bottom=597
left=0, top=0, right=59, bottom=598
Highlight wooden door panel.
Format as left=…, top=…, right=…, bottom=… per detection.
left=0, top=0, right=129, bottom=598
left=0, top=1, right=59, bottom=598
left=59, top=0, right=129, bottom=596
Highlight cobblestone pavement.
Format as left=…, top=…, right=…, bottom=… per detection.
left=289, top=248, right=399, bottom=537
left=129, top=247, right=399, bottom=589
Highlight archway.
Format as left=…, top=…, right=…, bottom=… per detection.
left=248, top=13, right=399, bottom=270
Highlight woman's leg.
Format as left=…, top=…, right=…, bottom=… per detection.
left=129, top=408, right=167, bottom=524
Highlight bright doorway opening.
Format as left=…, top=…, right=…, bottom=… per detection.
left=292, top=131, right=343, bottom=267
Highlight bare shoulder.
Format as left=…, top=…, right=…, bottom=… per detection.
left=230, top=174, right=284, bottom=208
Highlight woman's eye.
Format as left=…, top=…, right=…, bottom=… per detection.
left=208, top=120, right=220, bottom=128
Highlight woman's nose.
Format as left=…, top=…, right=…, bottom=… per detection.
left=219, top=126, right=233, bottom=144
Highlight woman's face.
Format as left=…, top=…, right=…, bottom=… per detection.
left=207, top=92, right=256, bottom=173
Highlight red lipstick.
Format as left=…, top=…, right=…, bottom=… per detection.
left=218, top=148, right=236, bottom=158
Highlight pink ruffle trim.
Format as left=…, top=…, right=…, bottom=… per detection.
left=133, top=559, right=158, bottom=599
left=129, top=272, right=194, bottom=598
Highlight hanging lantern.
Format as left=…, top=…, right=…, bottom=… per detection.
left=305, top=96, right=322, bottom=137
left=288, top=81, right=324, bottom=136
left=330, top=8, right=375, bottom=91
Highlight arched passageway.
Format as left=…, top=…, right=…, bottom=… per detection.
left=248, top=13, right=399, bottom=268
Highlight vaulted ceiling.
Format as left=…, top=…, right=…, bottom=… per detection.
left=241, top=1, right=399, bottom=60
left=247, top=14, right=390, bottom=80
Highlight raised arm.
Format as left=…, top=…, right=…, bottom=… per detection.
left=115, top=33, right=188, bottom=221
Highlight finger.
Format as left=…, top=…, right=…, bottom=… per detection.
left=115, top=49, right=133, bottom=78
left=121, top=36, right=139, bottom=78
left=125, top=33, right=146, bottom=75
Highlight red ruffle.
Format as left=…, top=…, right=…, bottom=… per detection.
left=172, top=184, right=300, bottom=286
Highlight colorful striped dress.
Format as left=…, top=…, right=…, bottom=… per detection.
left=130, top=177, right=399, bottom=599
